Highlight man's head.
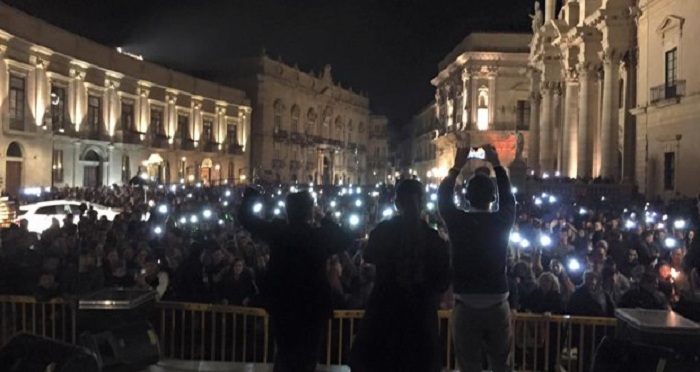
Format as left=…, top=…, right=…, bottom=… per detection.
left=626, top=248, right=639, bottom=264
left=466, top=174, right=495, bottom=210
left=286, top=191, right=314, bottom=225
left=394, top=179, right=424, bottom=216
left=582, top=271, right=599, bottom=291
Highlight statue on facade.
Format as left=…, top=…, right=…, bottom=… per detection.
left=530, top=1, right=544, bottom=33
left=322, top=64, right=333, bottom=82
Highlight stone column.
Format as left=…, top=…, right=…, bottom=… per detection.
left=192, top=100, right=202, bottom=146
left=30, top=54, right=50, bottom=127
left=69, top=64, right=87, bottom=133
left=600, top=50, right=622, bottom=180
left=562, top=73, right=579, bottom=178
left=0, top=45, right=8, bottom=124
left=539, top=83, right=554, bottom=173
left=527, top=67, right=542, bottom=171
left=621, top=53, right=637, bottom=183
left=165, top=90, right=178, bottom=146
left=137, top=84, right=150, bottom=135
left=577, top=64, right=596, bottom=178
left=488, top=69, right=497, bottom=127
left=462, top=68, right=470, bottom=130
left=553, top=86, right=563, bottom=173
left=73, top=141, right=81, bottom=186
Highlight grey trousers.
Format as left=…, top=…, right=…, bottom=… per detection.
left=452, top=300, right=512, bottom=372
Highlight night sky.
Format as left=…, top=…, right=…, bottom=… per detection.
left=5, top=0, right=532, bottom=126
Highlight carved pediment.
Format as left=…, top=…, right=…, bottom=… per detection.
left=656, top=15, right=684, bottom=36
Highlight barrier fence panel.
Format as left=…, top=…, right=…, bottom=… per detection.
left=0, top=295, right=619, bottom=371
left=0, top=295, right=76, bottom=347
left=154, top=302, right=270, bottom=363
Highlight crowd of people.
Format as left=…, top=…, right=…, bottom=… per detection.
left=1, top=147, right=700, bottom=370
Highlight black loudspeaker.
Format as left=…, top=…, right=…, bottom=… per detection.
left=0, top=333, right=100, bottom=372
left=592, top=336, right=690, bottom=372
left=79, top=320, right=160, bottom=370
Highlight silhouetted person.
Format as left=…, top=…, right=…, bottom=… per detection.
left=350, top=179, right=450, bottom=372
left=438, top=144, right=515, bottom=372
left=238, top=188, right=352, bottom=372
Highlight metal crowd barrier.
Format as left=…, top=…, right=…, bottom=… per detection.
left=0, top=295, right=617, bottom=371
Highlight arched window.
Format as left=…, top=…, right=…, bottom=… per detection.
left=273, top=99, right=284, bottom=133
left=291, top=105, right=300, bottom=133
left=6, top=142, right=22, bottom=158
left=477, top=86, right=489, bottom=131
left=306, top=109, right=317, bottom=135
left=84, top=150, right=100, bottom=161
left=334, top=116, right=342, bottom=139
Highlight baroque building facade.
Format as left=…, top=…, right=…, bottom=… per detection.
left=224, top=55, right=381, bottom=185
left=401, top=33, right=532, bottom=181
left=0, top=5, right=252, bottom=195
left=528, top=0, right=637, bottom=180
left=367, top=115, right=390, bottom=185
left=632, top=0, right=700, bottom=199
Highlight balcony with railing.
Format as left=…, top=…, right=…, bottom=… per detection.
left=179, top=138, right=196, bottom=151
left=115, top=129, right=146, bottom=145
left=202, top=141, right=218, bottom=153
left=273, top=129, right=289, bottom=142
left=651, top=80, right=686, bottom=104
left=151, top=133, right=170, bottom=149
left=227, top=143, right=244, bottom=155
left=289, top=132, right=304, bottom=144
left=0, top=295, right=625, bottom=371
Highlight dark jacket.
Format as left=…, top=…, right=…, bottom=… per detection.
left=351, top=216, right=450, bottom=372
left=238, top=191, right=352, bottom=322
left=438, top=165, right=515, bottom=295
left=567, top=286, right=615, bottom=317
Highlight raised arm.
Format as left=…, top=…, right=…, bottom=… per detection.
left=438, top=147, right=470, bottom=219
left=484, top=144, right=515, bottom=222
left=238, top=188, right=278, bottom=242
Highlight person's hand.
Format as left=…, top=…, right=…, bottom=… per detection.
left=453, top=146, right=470, bottom=170
left=483, top=144, right=501, bottom=166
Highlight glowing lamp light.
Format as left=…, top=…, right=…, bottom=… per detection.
left=625, top=220, right=636, bottom=229
left=382, top=208, right=393, bottom=218
left=540, top=235, right=552, bottom=247
left=567, top=258, right=582, bottom=272
left=662, top=214, right=668, bottom=221
left=665, top=238, right=677, bottom=249
left=355, top=199, right=362, bottom=207
left=278, top=200, right=285, bottom=207
left=218, top=219, right=224, bottom=225
left=330, top=201, right=337, bottom=208
left=555, top=171, right=561, bottom=177
left=273, top=208, right=281, bottom=216
left=534, top=198, right=543, bottom=206
left=674, top=220, right=687, bottom=230
left=548, top=196, right=557, bottom=204
left=349, top=214, right=360, bottom=226
left=430, top=193, right=438, bottom=201
left=579, top=208, right=587, bottom=215
left=225, top=190, right=231, bottom=197
left=520, top=239, right=530, bottom=249
left=671, top=268, right=679, bottom=280
left=179, top=217, right=187, bottom=224
left=511, top=187, right=518, bottom=194
left=157, top=205, right=168, bottom=214
left=190, top=215, right=198, bottom=224
left=154, top=226, right=163, bottom=235
left=202, top=209, right=212, bottom=219
left=334, top=211, right=341, bottom=218
left=657, top=222, right=666, bottom=230
left=139, top=173, right=148, bottom=180
left=253, top=203, right=263, bottom=213
left=542, top=173, right=550, bottom=179
left=426, top=202, right=435, bottom=211
left=510, top=232, right=522, bottom=244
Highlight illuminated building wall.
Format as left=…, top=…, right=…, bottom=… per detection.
left=0, top=4, right=252, bottom=194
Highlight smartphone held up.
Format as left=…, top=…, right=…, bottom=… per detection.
left=467, top=147, right=486, bottom=160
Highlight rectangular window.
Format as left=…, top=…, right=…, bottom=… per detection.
left=50, top=85, right=66, bottom=131
left=665, top=48, right=678, bottom=87
left=516, top=100, right=531, bottom=130
left=121, top=102, right=135, bottom=132
left=179, top=159, right=186, bottom=181
left=121, top=155, right=131, bottom=182
left=9, top=75, right=26, bottom=130
left=52, top=149, right=64, bottom=183
left=228, top=123, right=238, bottom=144
left=203, top=119, right=214, bottom=142
left=291, top=115, right=299, bottom=133
left=87, top=95, right=102, bottom=134
left=664, top=152, right=675, bottom=191
left=274, top=113, right=281, bottom=133
left=150, top=108, right=164, bottom=136
left=177, top=115, right=190, bottom=141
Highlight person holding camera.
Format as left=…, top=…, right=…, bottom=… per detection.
left=438, top=144, right=515, bottom=372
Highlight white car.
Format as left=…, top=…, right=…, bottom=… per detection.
left=16, top=200, right=122, bottom=233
